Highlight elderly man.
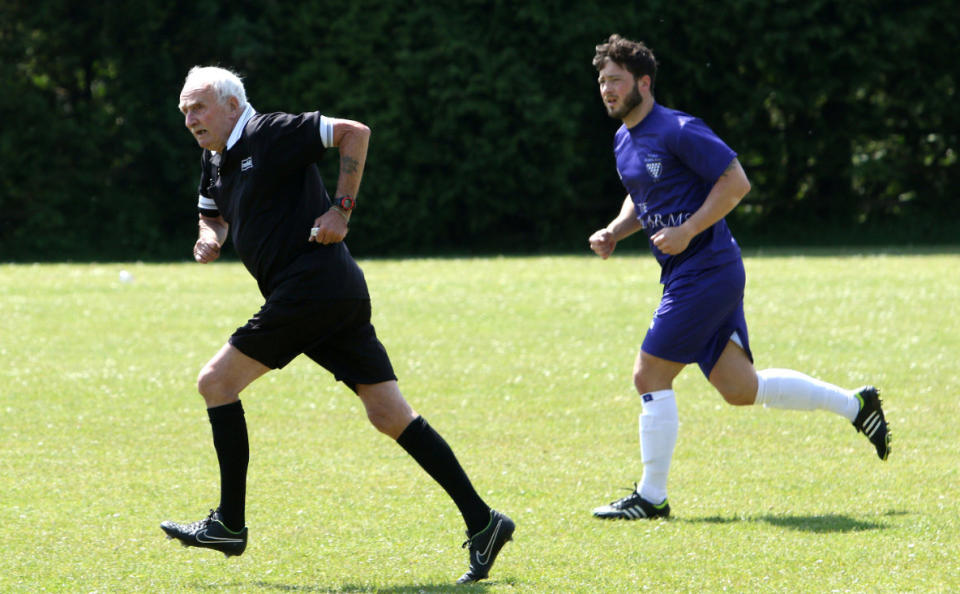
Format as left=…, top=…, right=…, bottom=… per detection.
left=160, top=66, right=513, bottom=584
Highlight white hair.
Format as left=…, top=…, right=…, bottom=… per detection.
left=182, top=66, right=247, bottom=108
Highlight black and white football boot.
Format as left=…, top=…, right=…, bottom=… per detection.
left=852, top=386, right=891, bottom=460
left=592, top=484, right=670, bottom=520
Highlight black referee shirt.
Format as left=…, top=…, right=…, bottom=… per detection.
left=197, top=110, right=368, bottom=301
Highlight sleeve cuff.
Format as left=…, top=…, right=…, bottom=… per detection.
left=197, top=194, right=219, bottom=217
left=319, top=115, right=333, bottom=148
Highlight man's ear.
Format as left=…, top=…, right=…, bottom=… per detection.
left=227, top=95, right=241, bottom=114
left=637, top=74, right=652, bottom=93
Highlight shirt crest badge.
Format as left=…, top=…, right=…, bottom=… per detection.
left=241, top=157, right=254, bottom=172
left=645, top=159, right=662, bottom=180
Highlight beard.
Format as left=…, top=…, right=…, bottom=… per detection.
left=607, top=84, right=643, bottom=120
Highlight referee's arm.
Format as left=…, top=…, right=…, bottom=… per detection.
left=327, top=118, right=370, bottom=202
left=194, top=214, right=228, bottom=263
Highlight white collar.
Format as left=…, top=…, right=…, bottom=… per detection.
left=216, top=103, right=256, bottom=154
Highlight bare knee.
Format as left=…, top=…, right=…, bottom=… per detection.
left=633, top=371, right=663, bottom=396
left=357, top=382, right=416, bottom=439
left=632, top=351, right=684, bottom=396
left=366, top=404, right=418, bottom=439
left=197, top=366, right=238, bottom=407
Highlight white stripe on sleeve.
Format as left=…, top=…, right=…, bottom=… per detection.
left=197, top=194, right=218, bottom=211
left=319, top=115, right=334, bottom=148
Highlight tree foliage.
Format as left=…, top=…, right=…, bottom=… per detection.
left=0, top=0, right=955, bottom=260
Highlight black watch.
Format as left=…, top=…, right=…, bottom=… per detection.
left=332, top=195, right=356, bottom=212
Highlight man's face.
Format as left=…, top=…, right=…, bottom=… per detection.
left=178, top=84, right=240, bottom=152
left=598, top=60, right=643, bottom=121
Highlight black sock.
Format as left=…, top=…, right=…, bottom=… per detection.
left=207, top=400, right=248, bottom=532
left=396, top=416, right=490, bottom=535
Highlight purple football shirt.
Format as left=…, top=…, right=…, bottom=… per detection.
left=614, top=102, right=741, bottom=283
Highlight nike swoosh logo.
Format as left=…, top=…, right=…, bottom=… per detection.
left=196, top=529, right=243, bottom=544
left=475, top=519, right=502, bottom=565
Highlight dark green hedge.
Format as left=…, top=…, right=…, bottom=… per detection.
left=1, top=1, right=956, bottom=260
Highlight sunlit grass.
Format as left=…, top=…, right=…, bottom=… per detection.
left=1, top=249, right=958, bottom=591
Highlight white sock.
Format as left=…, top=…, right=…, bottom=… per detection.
left=637, top=389, right=678, bottom=504
left=754, top=368, right=859, bottom=421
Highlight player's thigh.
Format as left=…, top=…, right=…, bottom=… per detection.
left=707, top=340, right=758, bottom=405
left=633, top=350, right=686, bottom=394
left=198, top=342, right=271, bottom=404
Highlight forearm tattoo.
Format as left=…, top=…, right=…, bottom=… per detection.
left=341, top=155, right=360, bottom=174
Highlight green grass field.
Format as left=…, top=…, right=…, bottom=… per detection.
left=2, top=249, right=958, bottom=592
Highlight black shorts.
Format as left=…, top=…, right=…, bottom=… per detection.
left=229, top=298, right=397, bottom=392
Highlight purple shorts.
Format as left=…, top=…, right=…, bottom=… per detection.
left=641, top=259, right=753, bottom=377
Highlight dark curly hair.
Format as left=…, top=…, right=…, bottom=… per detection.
left=592, top=34, right=657, bottom=90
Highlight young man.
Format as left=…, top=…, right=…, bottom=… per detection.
left=161, top=66, right=513, bottom=583
left=587, top=35, right=891, bottom=520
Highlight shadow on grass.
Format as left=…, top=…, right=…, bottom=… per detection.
left=193, top=580, right=497, bottom=592
left=682, top=512, right=896, bottom=533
